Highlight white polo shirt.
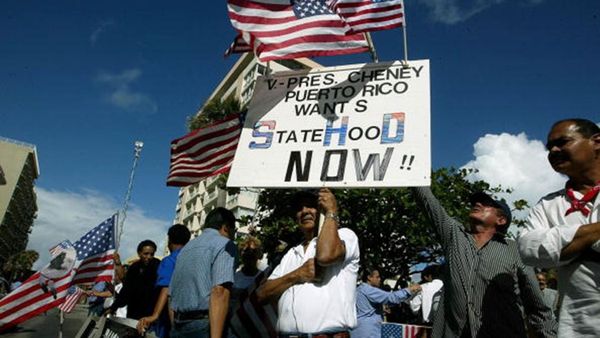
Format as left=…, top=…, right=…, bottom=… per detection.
left=269, top=228, right=360, bottom=334
left=518, top=188, right=600, bottom=337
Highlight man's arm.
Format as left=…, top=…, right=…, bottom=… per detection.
left=208, top=241, right=236, bottom=338
left=363, top=283, right=420, bottom=305
left=136, top=287, right=169, bottom=334
left=113, top=252, right=126, bottom=282
left=315, top=188, right=345, bottom=266
left=88, top=289, right=112, bottom=298
left=517, top=262, right=558, bottom=338
left=209, top=284, right=231, bottom=338
left=560, top=222, right=600, bottom=261
left=110, top=272, right=131, bottom=312
left=411, top=186, right=456, bottom=249
left=518, top=203, right=597, bottom=267
left=256, top=259, right=315, bottom=304
left=137, top=253, right=177, bottom=333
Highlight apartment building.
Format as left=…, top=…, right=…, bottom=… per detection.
left=0, top=137, right=40, bottom=266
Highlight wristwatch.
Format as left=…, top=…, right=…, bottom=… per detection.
left=325, top=212, right=340, bottom=223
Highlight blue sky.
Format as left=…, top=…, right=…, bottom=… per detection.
left=1, top=0, right=598, bottom=265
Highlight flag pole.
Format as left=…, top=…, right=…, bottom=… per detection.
left=59, top=309, right=64, bottom=338
left=116, top=141, right=144, bottom=251
left=402, top=14, right=409, bottom=66
left=364, top=33, right=379, bottom=63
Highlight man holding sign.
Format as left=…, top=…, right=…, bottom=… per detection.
left=257, top=188, right=360, bottom=337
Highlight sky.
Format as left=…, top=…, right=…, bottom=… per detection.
left=1, top=0, right=598, bottom=268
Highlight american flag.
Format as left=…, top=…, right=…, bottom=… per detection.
left=381, top=323, right=431, bottom=338
left=71, top=215, right=117, bottom=284
left=58, top=286, right=84, bottom=313
left=167, top=113, right=242, bottom=187
left=227, top=0, right=369, bottom=61
left=0, top=271, right=74, bottom=332
left=329, top=0, right=405, bottom=33
left=225, top=32, right=255, bottom=57
left=49, top=240, right=74, bottom=257
left=230, top=270, right=277, bottom=338
left=0, top=215, right=116, bottom=332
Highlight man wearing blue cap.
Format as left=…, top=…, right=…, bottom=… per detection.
left=411, top=187, right=557, bottom=338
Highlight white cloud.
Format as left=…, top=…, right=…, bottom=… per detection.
left=28, top=187, right=169, bottom=270
left=418, top=0, right=544, bottom=24
left=461, top=132, right=566, bottom=219
left=90, top=20, right=115, bottom=46
left=95, top=69, right=158, bottom=113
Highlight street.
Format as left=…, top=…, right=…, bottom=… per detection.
left=0, top=306, right=87, bottom=338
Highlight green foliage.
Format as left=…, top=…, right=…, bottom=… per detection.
left=254, top=168, right=525, bottom=281
left=2, top=250, right=39, bottom=280
left=187, top=97, right=243, bottom=131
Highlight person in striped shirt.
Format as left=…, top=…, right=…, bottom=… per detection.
left=412, top=187, right=557, bottom=338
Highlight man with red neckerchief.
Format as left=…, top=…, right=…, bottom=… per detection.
left=518, top=118, right=600, bottom=337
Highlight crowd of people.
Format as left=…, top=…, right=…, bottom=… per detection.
left=90, top=118, right=598, bottom=338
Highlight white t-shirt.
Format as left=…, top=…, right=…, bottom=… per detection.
left=518, top=188, right=600, bottom=337
left=104, top=283, right=127, bottom=318
left=269, top=228, right=360, bottom=334
left=409, top=279, right=443, bottom=323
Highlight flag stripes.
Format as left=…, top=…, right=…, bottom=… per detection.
left=167, top=114, right=242, bottom=187
left=230, top=270, right=277, bottom=338
left=0, top=271, right=73, bottom=331
left=72, top=250, right=115, bottom=284
left=381, top=322, right=431, bottom=338
left=331, top=0, right=405, bottom=33
left=225, top=33, right=254, bottom=57
left=58, top=286, right=84, bottom=313
left=227, top=0, right=369, bottom=61
left=0, top=215, right=116, bottom=332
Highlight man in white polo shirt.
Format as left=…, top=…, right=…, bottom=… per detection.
left=257, top=188, right=360, bottom=338
left=518, top=118, right=600, bottom=337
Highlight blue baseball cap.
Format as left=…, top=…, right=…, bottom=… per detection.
left=469, top=192, right=512, bottom=227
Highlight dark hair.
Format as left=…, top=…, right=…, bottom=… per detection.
left=239, top=236, right=263, bottom=257
left=168, top=224, right=191, bottom=245
left=137, top=239, right=157, bottom=253
left=204, top=207, right=236, bottom=230
left=422, top=264, right=441, bottom=280
left=552, top=118, right=600, bottom=138
left=361, top=265, right=380, bottom=282
left=290, top=190, right=318, bottom=213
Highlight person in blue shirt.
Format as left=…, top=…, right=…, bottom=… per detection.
left=87, top=281, right=112, bottom=316
left=352, top=267, right=421, bottom=338
left=137, top=224, right=191, bottom=337
left=169, top=207, right=238, bottom=338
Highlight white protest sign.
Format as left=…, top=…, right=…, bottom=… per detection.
left=228, top=60, right=430, bottom=188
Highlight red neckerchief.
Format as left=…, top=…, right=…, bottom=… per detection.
left=565, top=182, right=600, bottom=217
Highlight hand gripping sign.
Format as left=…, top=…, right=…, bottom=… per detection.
left=228, top=60, right=431, bottom=188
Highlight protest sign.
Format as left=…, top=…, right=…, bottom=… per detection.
left=228, top=60, right=430, bottom=188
